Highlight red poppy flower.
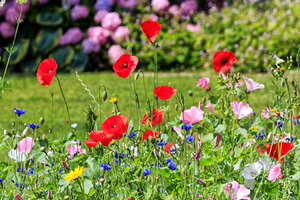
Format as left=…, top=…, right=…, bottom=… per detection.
left=212, top=50, right=237, bottom=73
left=154, top=85, right=177, bottom=100
left=113, top=54, right=138, bottom=78
left=84, top=139, right=97, bottom=147
left=141, top=109, right=163, bottom=126
left=101, top=115, right=128, bottom=138
left=37, top=58, right=58, bottom=86
left=163, top=142, right=174, bottom=153
left=141, top=130, right=159, bottom=143
left=257, top=142, right=294, bottom=162
left=140, top=20, right=162, bottom=43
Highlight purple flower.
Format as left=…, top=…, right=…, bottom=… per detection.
left=180, top=0, right=198, bottom=15
left=0, top=4, right=7, bottom=16
left=108, top=44, right=125, bottom=63
left=87, top=26, right=110, bottom=45
left=14, top=0, right=30, bottom=14
left=94, top=10, right=108, bottom=23
left=0, top=22, right=15, bottom=38
left=68, top=0, right=80, bottom=6
left=94, top=0, right=113, bottom=12
left=151, top=0, right=170, bottom=13
left=101, top=12, right=122, bottom=31
left=71, top=5, right=89, bottom=21
left=111, top=26, right=129, bottom=43
left=6, top=7, right=25, bottom=24
left=117, top=0, right=136, bottom=10
left=194, top=152, right=200, bottom=160
left=81, top=38, right=100, bottom=54
left=168, top=5, right=181, bottom=16
left=60, top=27, right=83, bottom=45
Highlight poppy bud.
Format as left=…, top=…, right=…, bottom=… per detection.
left=39, top=117, right=45, bottom=125
left=135, top=93, right=139, bottom=107
left=42, top=135, right=47, bottom=141
left=12, top=122, right=15, bottom=127
left=175, top=104, right=179, bottom=111
left=64, top=196, right=69, bottom=200
left=281, top=80, right=285, bottom=87
left=62, top=161, right=69, bottom=170
left=22, top=127, right=28, bottom=136
left=49, top=128, right=52, bottom=134
left=25, top=159, right=29, bottom=170
left=102, top=91, right=107, bottom=101
left=188, top=90, right=193, bottom=97
left=294, top=90, right=297, bottom=95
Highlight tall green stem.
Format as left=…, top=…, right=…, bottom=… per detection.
left=55, top=75, right=72, bottom=130
left=1, top=5, right=23, bottom=96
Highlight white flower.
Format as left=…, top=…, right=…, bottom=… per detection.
left=22, top=127, right=29, bottom=136
left=233, top=158, right=243, bottom=171
left=244, top=179, right=256, bottom=190
left=258, top=157, right=274, bottom=172
left=71, top=123, right=78, bottom=128
left=8, top=149, right=27, bottom=162
left=241, top=162, right=262, bottom=180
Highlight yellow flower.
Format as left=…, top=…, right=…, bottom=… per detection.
left=64, top=166, right=85, bottom=181
left=110, top=139, right=115, bottom=144
left=280, top=67, right=284, bottom=71
left=253, top=126, right=258, bottom=130
left=270, top=109, right=274, bottom=112
left=109, top=97, right=117, bottom=103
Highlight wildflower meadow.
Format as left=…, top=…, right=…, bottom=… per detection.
left=0, top=0, right=300, bottom=200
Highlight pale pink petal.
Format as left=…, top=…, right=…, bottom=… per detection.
left=78, top=146, right=86, bottom=154
left=197, top=77, right=210, bottom=90
left=206, top=102, right=217, bottom=116
left=173, top=126, right=184, bottom=139
left=67, top=145, right=78, bottom=157
left=243, top=76, right=264, bottom=92
left=268, top=164, right=283, bottom=182
left=17, top=137, right=35, bottom=154
left=180, top=104, right=204, bottom=124
left=230, top=101, right=253, bottom=120
left=220, top=72, right=229, bottom=80
left=198, top=102, right=202, bottom=109
left=236, top=185, right=251, bottom=200
left=261, top=112, right=271, bottom=119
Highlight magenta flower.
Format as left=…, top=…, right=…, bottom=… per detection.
left=60, top=27, right=83, bottom=45
left=180, top=0, right=198, bottom=15
left=94, top=10, right=108, bottom=23
left=216, top=133, right=221, bottom=147
left=108, top=44, right=125, bottom=63
left=111, top=26, right=129, bottom=43
left=197, top=77, right=210, bottom=90
left=186, top=24, right=200, bottom=33
left=151, top=0, right=170, bottom=13
left=15, top=193, right=23, bottom=200
left=47, top=190, right=51, bottom=198
left=0, top=22, right=15, bottom=38
left=17, top=137, right=35, bottom=154
left=205, top=102, right=217, bottom=117
left=243, top=76, right=264, bottom=92
left=101, top=12, right=122, bottom=31
left=180, top=102, right=204, bottom=124
left=230, top=101, right=253, bottom=120
left=87, top=26, right=110, bottom=45
left=14, top=0, right=31, bottom=13
left=71, top=5, right=89, bottom=21
left=5, top=7, right=25, bottom=24
left=268, top=164, right=283, bottom=182
left=117, top=0, right=137, bottom=10
left=173, top=126, right=184, bottom=139
left=224, top=181, right=251, bottom=200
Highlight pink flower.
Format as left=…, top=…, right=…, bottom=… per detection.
left=60, top=27, right=83, bottom=45
left=224, top=181, right=251, bottom=200
left=149, top=14, right=159, bottom=21
left=227, top=80, right=244, bottom=88
left=15, top=193, right=23, bottom=200
left=117, top=0, right=137, bottom=10
left=87, top=26, right=110, bottom=45
left=180, top=102, right=204, bottom=124
left=5, top=7, right=25, bottom=24
left=186, top=24, right=200, bottom=32
left=261, top=111, right=271, bottom=119
left=243, top=76, right=264, bottom=92
left=220, top=72, right=229, bottom=80
left=81, top=38, right=100, bottom=54
left=71, top=5, right=89, bottom=21
left=0, top=4, right=7, bottom=16
left=108, top=44, right=125, bottom=63
left=14, top=0, right=31, bottom=13
left=268, top=164, right=283, bottom=182
left=17, top=137, right=35, bottom=154
left=151, top=0, right=170, bottom=13
left=47, top=190, right=51, bottom=198
left=67, top=145, right=86, bottom=157
left=230, top=101, right=253, bottom=120
left=180, top=0, right=198, bottom=15
left=173, top=126, right=184, bottom=139
left=197, top=77, right=210, bottom=90
left=0, top=22, right=15, bottom=38
left=102, top=12, right=122, bottom=31
left=168, top=5, right=181, bottom=16
left=94, top=10, right=108, bottom=23
left=206, top=102, right=217, bottom=117
left=111, top=26, right=129, bottom=43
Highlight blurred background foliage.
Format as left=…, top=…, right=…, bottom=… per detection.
left=0, top=0, right=299, bottom=73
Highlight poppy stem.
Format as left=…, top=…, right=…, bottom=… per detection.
left=55, top=75, right=72, bottom=131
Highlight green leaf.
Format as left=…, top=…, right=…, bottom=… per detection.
left=199, top=157, right=214, bottom=166
left=262, top=182, right=277, bottom=194
left=214, top=124, right=226, bottom=134
left=291, top=171, right=300, bottom=180
left=50, top=46, right=75, bottom=68
left=234, top=128, right=248, bottom=138
left=124, top=167, right=130, bottom=173
left=36, top=28, right=62, bottom=54
left=85, top=157, right=99, bottom=178
left=158, top=168, right=170, bottom=178
left=58, top=179, right=70, bottom=192
left=84, top=179, right=93, bottom=195
left=69, top=50, right=88, bottom=72
left=127, top=120, right=134, bottom=135
left=22, top=57, right=42, bottom=73
left=201, top=133, right=214, bottom=143
left=36, top=11, right=63, bottom=26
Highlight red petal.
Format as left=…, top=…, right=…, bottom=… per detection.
left=37, top=58, right=57, bottom=86
left=141, top=130, right=159, bottom=143
left=102, top=115, right=129, bottom=136
left=90, top=130, right=104, bottom=142
left=154, top=85, right=177, bottom=100
left=140, top=109, right=163, bottom=126
left=268, top=142, right=294, bottom=162
left=212, top=51, right=237, bottom=73
left=84, top=139, right=97, bottom=147
left=113, top=54, right=138, bottom=78
left=140, top=20, right=162, bottom=43
left=163, top=142, right=174, bottom=153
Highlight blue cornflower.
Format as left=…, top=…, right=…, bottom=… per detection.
left=168, top=161, right=176, bottom=170
left=255, top=131, right=264, bottom=139
left=15, top=182, right=24, bottom=188
left=166, top=157, right=172, bottom=163
left=118, top=153, right=125, bottom=158
left=17, top=168, right=24, bottom=173
left=182, top=124, right=192, bottom=130
left=100, top=164, right=111, bottom=171
left=0, top=178, right=3, bottom=183
left=13, top=108, right=25, bottom=116
left=115, top=159, right=119, bottom=164
left=28, top=123, right=40, bottom=130
left=276, top=120, right=284, bottom=130
left=59, top=169, right=62, bottom=174
left=293, top=119, right=296, bottom=125
left=27, top=168, right=35, bottom=176
left=94, top=0, right=112, bottom=11
left=170, top=147, right=177, bottom=155
left=128, top=132, right=137, bottom=138
left=186, top=135, right=194, bottom=143
left=143, top=169, right=151, bottom=176
left=51, top=161, right=55, bottom=166
left=100, top=175, right=104, bottom=178
left=157, top=140, right=168, bottom=147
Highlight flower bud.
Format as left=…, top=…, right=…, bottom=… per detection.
left=62, top=161, right=69, bottom=169
left=25, top=159, right=29, bottom=170
left=15, top=193, right=23, bottom=200
left=216, top=133, right=221, bottom=147
left=102, top=90, right=107, bottom=101
left=22, top=127, right=28, bottom=136
left=3, top=129, right=7, bottom=135
left=134, top=70, right=141, bottom=80
left=197, top=178, right=206, bottom=186
left=188, top=90, right=193, bottom=97
left=281, top=80, right=285, bottom=87
left=47, top=190, right=51, bottom=199
left=42, top=135, right=47, bottom=141
left=64, top=196, right=69, bottom=200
